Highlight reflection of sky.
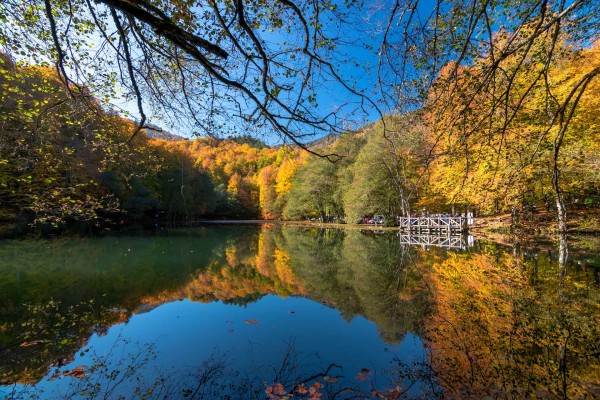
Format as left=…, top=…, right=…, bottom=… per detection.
left=5, top=296, right=431, bottom=398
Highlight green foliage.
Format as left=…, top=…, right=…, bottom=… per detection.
left=283, top=157, right=341, bottom=220
left=227, top=134, right=268, bottom=149
left=0, top=53, right=218, bottom=229
left=283, top=116, right=425, bottom=223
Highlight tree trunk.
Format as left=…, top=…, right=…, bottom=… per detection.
left=556, top=196, right=567, bottom=233
left=552, top=150, right=567, bottom=233
left=558, top=232, right=568, bottom=270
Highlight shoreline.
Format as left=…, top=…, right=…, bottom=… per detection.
left=195, top=218, right=600, bottom=254
left=2, top=211, right=598, bottom=242
left=197, top=212, right=600, bottom=240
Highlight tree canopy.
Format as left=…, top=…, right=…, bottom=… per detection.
left=0, top=0, right=378, bottom=152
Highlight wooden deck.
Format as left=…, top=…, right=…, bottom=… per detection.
left=398, top=215, right=471, bottom=233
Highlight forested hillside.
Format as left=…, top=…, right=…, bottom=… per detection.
left=1, top=40, right=599, bottom=233
left=282, top=41, right=600, bottom=224
left=0, top=54, right=302, bottom=232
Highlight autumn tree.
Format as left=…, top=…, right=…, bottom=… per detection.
left=283, top=157, right=342, bottom=221
left=375, top=0, right=600, bottom=231
left=0, top=54, right=121, bottom=227
left=344, top=115, right=425, bottom=223
left=0, top=53, right=223, bottom=228
left=424, top=37, right=600, bottom=222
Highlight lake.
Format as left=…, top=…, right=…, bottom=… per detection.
left=0, top=224, right=598, bottom=399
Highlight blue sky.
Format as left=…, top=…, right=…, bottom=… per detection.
left=9, top=0, right=557, bottom=145
left=111, top=1, right=400, bottom=144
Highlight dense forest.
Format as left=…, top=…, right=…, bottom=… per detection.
left=1, top=39, right=598, bottom=234
left=0, top=52, right=296, bottom=232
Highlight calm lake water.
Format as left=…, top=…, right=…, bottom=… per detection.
left=0, top=225, right=598, bottom=399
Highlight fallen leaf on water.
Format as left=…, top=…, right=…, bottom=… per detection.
left=62, top=366, right=88, bottom=379
left=323, top=376, right=337, bottom=383
left=308, top=381, right=323, bottom=399
left=372, top=386, right=402, bottom=399
left=265, top=383, right=287, bottom=398
left=273, top=383, right=286, bottom=395
left=355, top=368, right=371, bottom=381
left=296, top=383, right=308, bottom=394
left=244, top=319, right=260, bottom=325
left=47, top=374, right=61, bottom=381
left=20, top=340, right=44, bottom=347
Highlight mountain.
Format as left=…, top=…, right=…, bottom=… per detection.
left=143, top=124, right=187, bottom=141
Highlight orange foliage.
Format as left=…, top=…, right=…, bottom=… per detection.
left=139, top=227, right=308, bottom=307
left=155, top=138, right=305, bottom=218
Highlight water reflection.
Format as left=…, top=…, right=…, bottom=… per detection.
left=0, top=225, right=598, bottom=399
left=398, top=232, right=474, bottom=250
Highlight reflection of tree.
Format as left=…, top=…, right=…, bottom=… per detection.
left=0, top=227, right=247, bottom=384
left=138, top=226, right=306, bottom=307
left=7, top=337, right=422, bottom=400
left=140, top=226, right=429, bottom=344
left=272, top=227, right=430, bottom=343
left=3, top=225, right=598, bottom=396
left=423, top=246, right=600, bottom=398
left=0, top=301, right=126, bottom=385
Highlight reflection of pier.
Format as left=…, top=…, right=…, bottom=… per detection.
left=398, top=215, right=472, bottom=233
left=399, top=232, right=474, bottom=250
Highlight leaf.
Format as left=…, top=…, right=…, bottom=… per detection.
left=273, top=383, right=286, bottom=395
left=323, top=376, right=337, bottom=383
left=47, top=373, right=61, bottom=381
left=296, top=383, right=308, bottom=394
left=244, top=319, right=260, bottom=325
left=265, top=383, right=287, bottom=399
left=62, top=366, right=88, bottom=378
left=20, top=340, right=44, bottom=347
left=372, top=386, right=402, bottom=399
left=355, top=368, right=371, bottom=381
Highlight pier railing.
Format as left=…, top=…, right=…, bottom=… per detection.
left=398, top=215, right=470, bottom=233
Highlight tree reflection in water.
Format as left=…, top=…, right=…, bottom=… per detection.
left=0, top=226, right=598, bottom=399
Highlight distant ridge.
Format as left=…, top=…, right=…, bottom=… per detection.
left=144, top=124, right=187, bottom=141
left=274, top=133, right=340, bottom=150
left=303, top=133, right=339, bottom=149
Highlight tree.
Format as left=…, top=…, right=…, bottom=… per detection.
left=423, top=38, right=600, bottom=223
left=344, top=116, right=424, bottom=222
left=0, top=54, right=123, bottom=226
left=375, top=0, right=600, bottom=231
left=283, top=157, right=341, bottom=220
left=0, top=0, right=378, bottom=152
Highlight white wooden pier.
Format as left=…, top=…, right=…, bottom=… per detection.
left=398, top=215, right=472, bottom=233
